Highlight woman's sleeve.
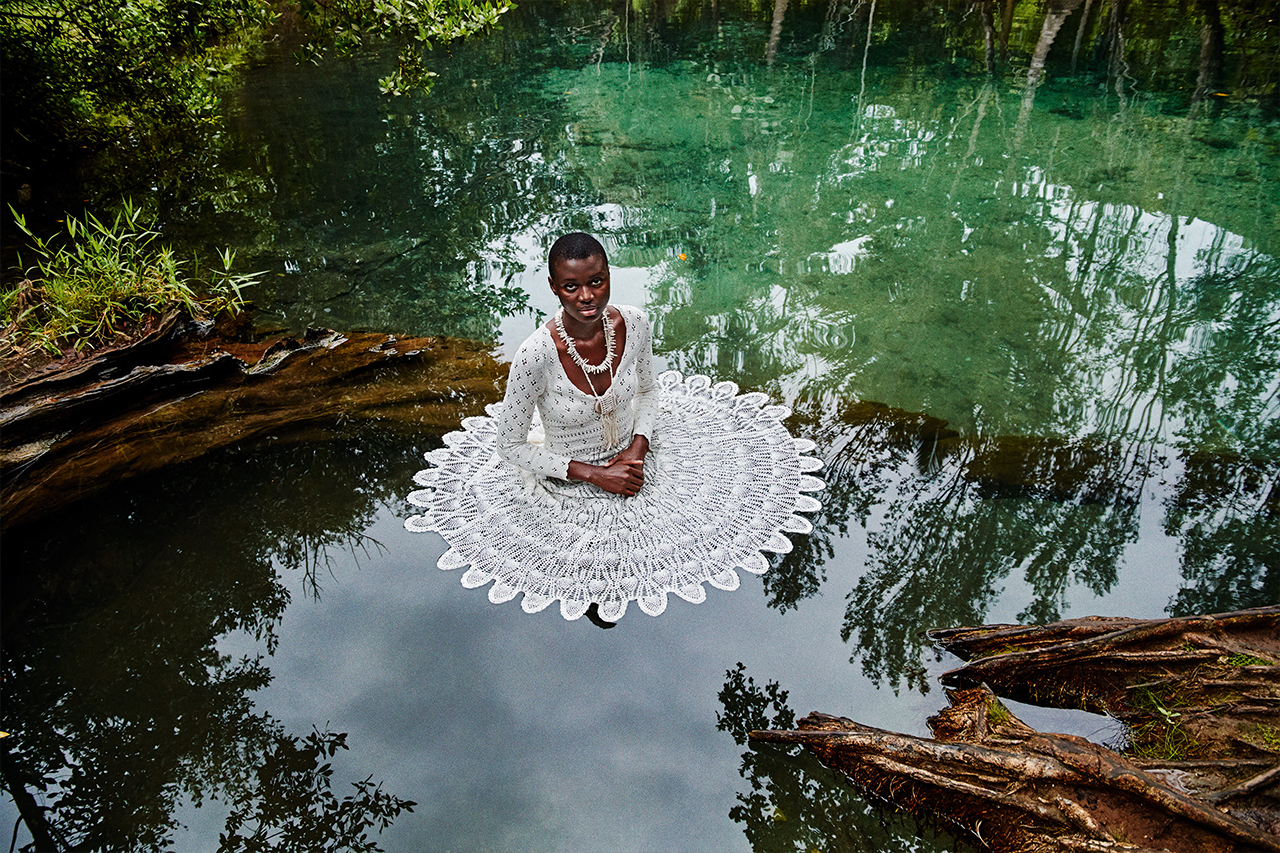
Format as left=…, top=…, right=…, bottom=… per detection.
left=630, top=309, right=658, bottom=440
left=495, top=333, right=574, bottom=478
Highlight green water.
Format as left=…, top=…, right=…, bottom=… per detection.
left=3, top=1, right=1278, bottom=850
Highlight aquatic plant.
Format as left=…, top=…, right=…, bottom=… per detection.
left=3, top=201, right=258, bottom=355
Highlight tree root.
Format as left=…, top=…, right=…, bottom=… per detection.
left=752, top=607, right=1279, bottom=852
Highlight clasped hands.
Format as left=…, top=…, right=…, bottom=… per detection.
left=568, top=435, right=650, bottom=497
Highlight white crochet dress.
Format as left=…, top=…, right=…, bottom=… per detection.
left=405, top=305, right=824, bottom=620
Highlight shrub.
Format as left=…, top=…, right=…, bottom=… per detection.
left=3, top=201, right=259, bottom=356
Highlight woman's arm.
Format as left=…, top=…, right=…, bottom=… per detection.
left=494, top=334, right=574, bottom=478
left=629, top=307, right=658, bottom=442
left=581, top=306, right=655, bottom=496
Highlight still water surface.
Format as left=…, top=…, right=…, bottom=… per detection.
left=4, top=0, right=1278, bottom=849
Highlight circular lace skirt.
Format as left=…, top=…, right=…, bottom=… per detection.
left=405, top=371, right=824, bottom=620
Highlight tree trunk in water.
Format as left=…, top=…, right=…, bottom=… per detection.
left=752, top=606, right=1279, bottom=852
left=0, top=311, right=506, bottom=529
left=1191, top=0, right=1224, bottom=107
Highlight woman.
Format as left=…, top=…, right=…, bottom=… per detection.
left=494, top=232, right=655, bottom=499
left=406, top=233, right=823, bottom=622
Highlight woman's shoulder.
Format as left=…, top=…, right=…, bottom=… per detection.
left=512, top=324, right=556, bottom=366
left=613, top=304, right=651, bottom=329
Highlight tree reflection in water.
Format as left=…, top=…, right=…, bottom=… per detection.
left=0, top=432, right=427, bottom=852
left=768, top=394, right=1277, bottom=694
left=759, top=246, right=1276, bottom=693
left=715, top=662, right=975, bottom=852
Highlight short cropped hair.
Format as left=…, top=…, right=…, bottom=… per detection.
left=548, top=232, right=608, bottom=275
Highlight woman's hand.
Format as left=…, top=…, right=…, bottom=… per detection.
left=568, top=457, right=643, bottom=496
left=607, top=435, right=650, bottom=469
left=567, top=435, right=651, bottom=496
left=594, top=458, right=645, bottom=496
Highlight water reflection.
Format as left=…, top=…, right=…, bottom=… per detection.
left=6, top=0, right=1279, bottom=848
left=792, top=401, right=1277, bottom=692
left=4, top=391, right=1270, bottom=848
left=162, top=1, right=1278, bottom=451
left=1, top=434, right=425, bottom=851
left=715, top=662, right=974, bottom=852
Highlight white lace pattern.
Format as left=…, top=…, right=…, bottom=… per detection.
left=405, top=311, right=824, bottom=620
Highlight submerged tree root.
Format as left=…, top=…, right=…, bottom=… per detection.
left=933, top=606, right=1280, bottom=765
left=751, top=606, right=1279, bottom=852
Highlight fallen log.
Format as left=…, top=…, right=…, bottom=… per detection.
left=0, top=314, right=507, bottom=529
left=932, top=606, right=1280, bottom=762
left=751, top=607, right=1280, bottom=852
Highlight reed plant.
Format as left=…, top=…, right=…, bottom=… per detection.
left=3, top=201, right=258, bottom=356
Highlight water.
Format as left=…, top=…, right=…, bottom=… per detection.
left=3, top=1, right=1277, bottom=850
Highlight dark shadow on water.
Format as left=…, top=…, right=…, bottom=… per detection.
left=0, top=430, right=430, bottom=852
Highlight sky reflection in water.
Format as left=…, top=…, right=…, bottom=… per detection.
left=4, top=0, right=1278, bottom=850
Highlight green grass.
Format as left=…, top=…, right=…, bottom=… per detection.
left=1128, top=719, right=1198, bottom=761
left=1226, top=652, right=1273, bottom=667
left=1127, top=687, right=1198, bottom=760
left=3, top=202, right=257, bottom=356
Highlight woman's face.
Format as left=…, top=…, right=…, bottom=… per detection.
left=549, top=254, right=611, bottom=327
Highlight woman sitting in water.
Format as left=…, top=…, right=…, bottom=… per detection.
left=496, top=232, right=654, bottom=498
left=406, top=233, right=824, bottom=622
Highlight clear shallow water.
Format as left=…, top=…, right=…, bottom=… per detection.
left=3, top=1, right=1278, bottom=850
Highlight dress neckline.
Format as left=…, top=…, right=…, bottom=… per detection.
left=549, top=306, right=629, bottom=397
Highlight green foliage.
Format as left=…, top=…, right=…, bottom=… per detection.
left=3, top=201, right=259, bottom=355
left=986, top=699, right=1013, bottom=728
left=290, top=0, right=515, bottom=95
left=0, top=0, right=272, bottom=160
left=0, top=0, right=512, bottom=190
left=1226, top=652, right=1273, bottom=667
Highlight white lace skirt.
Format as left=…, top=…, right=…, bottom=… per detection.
left=405, top=371, right=824, bottom=620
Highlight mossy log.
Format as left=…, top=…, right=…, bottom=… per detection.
left=932, top=606, right=1280, bottom=762
left=752, top=607, right=1279, bottom=852
left=0, top=310, right=507, bottom=529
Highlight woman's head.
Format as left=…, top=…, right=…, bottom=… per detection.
left=548, top=233, right=611, bottom=327
left=548, top=232, right=607, bottom=277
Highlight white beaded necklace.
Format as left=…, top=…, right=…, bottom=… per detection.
left=555, top=307, right=621, bottom=448
left=555, top=308, right=615, bottom=374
